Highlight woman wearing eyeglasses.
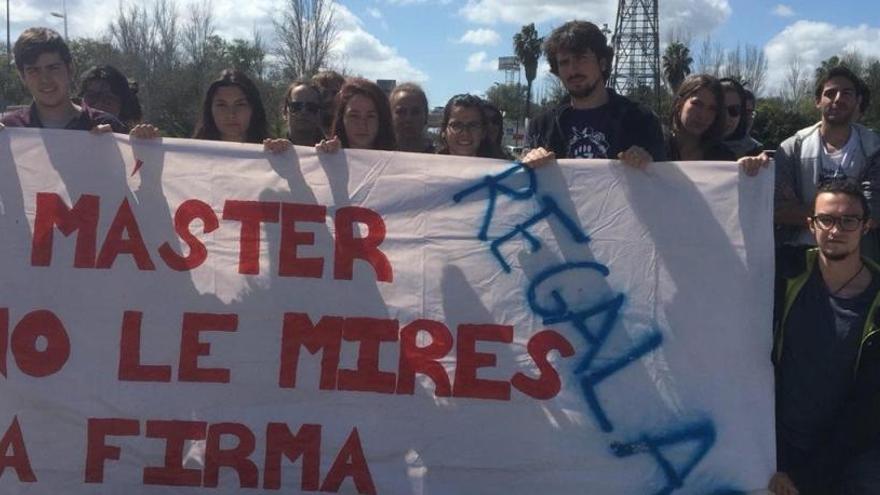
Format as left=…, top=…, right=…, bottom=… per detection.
left=665, top=74, right=736, bottom=161
left=720, top=78, right=763, bottom=158
left=284, top=80, right=325, bottom=146
left=315, top=78, right=395, bottom=153
left=437, top=94, right=504, bottom=158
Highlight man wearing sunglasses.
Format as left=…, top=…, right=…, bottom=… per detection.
left=775, top=66, right=880, bottom=262
left=283, top=80, right=325, bottom=147
left=770, top=179, right=880, bottom=495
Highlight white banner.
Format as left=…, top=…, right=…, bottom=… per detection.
left=0, top=128, right=775, bottom=494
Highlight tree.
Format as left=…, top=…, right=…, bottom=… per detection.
left=274, top=0, right=337, bottom=79
left=486, top=82, right=528, bottom=124
left=513, top=23, right=543, bottom=119
left=0, top=46, right=29, bottom=110
left=751, top=97, right=816, bottom=149
left=662, top=42, right=692, bottom=93
left=696, top=35, right=724, bottom=76
left=781, top=54, right=812, bottom=111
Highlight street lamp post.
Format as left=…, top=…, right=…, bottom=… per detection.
left=50, top=0, right=68, bottom=40
left=6, top=0, right=10, bottom=63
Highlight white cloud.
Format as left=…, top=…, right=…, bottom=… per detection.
left=458, top=0, right=730, bottom=43
left=772, top=4, right=795, bottom=17
left=331, top=4, right=427, bottom=82
left=660, top=0, right=732, bottom=41
left=386, top=0, right=452, bottom=5
left=460, top=0, right=615, bottom=26
left=465, top=51, right=496, bottom=72
left=764, top=21, right=880, bottom=95
left=367, top=7, right=383, bottom=19
left=459, top=28, right=501, bottom=46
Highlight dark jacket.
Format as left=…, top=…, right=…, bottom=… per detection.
left=525, top=89, right=666, bottom=161
left=773, top=248, right=880, bottom=463
left=1, top=102, right=127, bottom=133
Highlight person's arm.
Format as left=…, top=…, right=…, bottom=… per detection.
left=861, top=151, right=880, bottom=229
left=774, top=140, right=810, bottom=226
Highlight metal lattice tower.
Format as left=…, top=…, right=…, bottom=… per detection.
left=609, top=0, right=661, bottom=108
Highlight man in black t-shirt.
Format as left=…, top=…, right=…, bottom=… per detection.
left=771, top=179, right=880, bottom=495
left=522, top=20, right=665, bottom=168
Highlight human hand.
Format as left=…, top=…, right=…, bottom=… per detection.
left=263, top=138, right=292, bottom=154
left=617, top=145, right=652, bottom=169
left=90, top=124, right=113, bottom=134
left=315, top=136, right=341, bottom=153
left=738, top=150, right=772, bottom=177
left=768, top=472, right=799, bottom=495
left=129, top=124, right=162, bottom=139
left=520, top=147, right=556, bottom=168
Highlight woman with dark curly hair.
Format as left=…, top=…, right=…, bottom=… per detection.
left=437, top=94, right=503, bottom=158
left=78, top=65, right=142, bottom=131
left=665, top=74, right=735, bottom=161
left=316, top=78, right=395, bottom=152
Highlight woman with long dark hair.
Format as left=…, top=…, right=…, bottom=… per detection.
left=665, top=74, right=735, bottom=161
left=316, top=78, right=395, bottom=152
left=194, top=69, right=269, bottom=143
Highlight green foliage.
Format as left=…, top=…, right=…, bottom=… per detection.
left=513, top=23, right=543, bottom=119
left=662, top=42, right=692, bottom=93
left=486, top=83, right=528, bottom=123
left=0, top=48, right=30, bottom=110
left=751, top=97, right=817, bottom=150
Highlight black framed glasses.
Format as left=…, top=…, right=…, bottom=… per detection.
left=811, top=214, right=864, bottom=231
left=288, top=101, right=321, bottom=114
left=726, top=105, right=740, bottom=118
left=447, top=121, right=483, bottom=133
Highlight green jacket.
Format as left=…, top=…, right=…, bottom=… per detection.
left=773, top=248, right=880, bottom=454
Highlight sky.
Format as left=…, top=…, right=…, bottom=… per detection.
left=5, top=0, right=880, bottom=108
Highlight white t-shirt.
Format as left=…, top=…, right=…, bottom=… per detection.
left=820, top=129, right=861, bottom=181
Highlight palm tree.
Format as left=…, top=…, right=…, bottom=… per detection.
left=513, top=23, right=543, bottom=120
left=662, top=42, right=693, bottom=93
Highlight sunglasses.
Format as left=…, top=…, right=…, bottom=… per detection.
left=288, top=101, right=321, bottom=114
left=726, top=105, right=740, bottom=118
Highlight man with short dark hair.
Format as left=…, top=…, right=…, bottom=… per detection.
left=389, top=82, right=433, bottom=153
left=770, top=179, right=880, bottom=495
left=775, top=66, right=880, bottom=258
left=522, top=20, right=665, bottom=168
left=1, top=27, right=124, bottom=132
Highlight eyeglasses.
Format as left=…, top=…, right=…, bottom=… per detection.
left=811, top=214, right=864, bottom=231
left=726, top=105, right=740, bottom=118
left=447, top=121, right=483, bottom=133
left=288, top=101, right=321, bottom=114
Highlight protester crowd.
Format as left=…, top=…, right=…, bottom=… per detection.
left=3, top=21, right=880, bottom=495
